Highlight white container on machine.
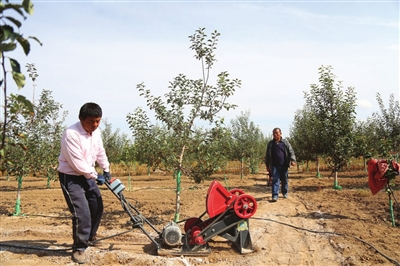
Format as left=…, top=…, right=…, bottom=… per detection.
left=109, top=179, right=125, bottom=194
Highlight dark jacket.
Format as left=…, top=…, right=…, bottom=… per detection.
left=265, top=138, right=296, bottom=170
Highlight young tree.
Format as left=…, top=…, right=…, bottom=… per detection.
left=304, top=65, right=357, bottom=189
left=3, top=94, right=31, bottom=215
left=0, top=0, right=41, bottom=215
left=127, top=28, right=241, bottom=221
left=290, top=106, right=325, bottom=176
left=26, top=89, right=67, bottom=186
left=230, top=110, right=266, bottom=178
left=5, top=86, right=66, bottom=214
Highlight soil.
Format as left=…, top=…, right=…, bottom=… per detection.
left=1, top=170, right=400, bottom=266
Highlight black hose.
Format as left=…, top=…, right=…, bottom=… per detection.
left=0, top=243, right=72, bottom=251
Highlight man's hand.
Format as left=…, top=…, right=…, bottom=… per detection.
left=290, top=161, right=296, bottom=167
left=103, top=171, right=112, bottom=182
left=96, top=175, right=105, bottom=185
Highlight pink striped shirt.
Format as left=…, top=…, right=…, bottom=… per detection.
left=58, top=121, right=110, bottom=179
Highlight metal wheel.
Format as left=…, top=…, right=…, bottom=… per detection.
left=233, top=194, right=257, bottom=219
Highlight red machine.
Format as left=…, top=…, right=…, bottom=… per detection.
left=105, top=178, right=258, bottom=256
left=159, top=180, right=258, bottom=255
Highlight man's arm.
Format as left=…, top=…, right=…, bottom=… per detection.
left=265, top=141, right=271, bottom=171
left=285, top=140, right=296, bottom=166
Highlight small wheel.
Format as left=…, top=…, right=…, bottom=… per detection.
left=184, top=217, right=202, bottom=233
left=230, top=188, right=245, bottom=196
left=233, top=194, right=258, bottom=219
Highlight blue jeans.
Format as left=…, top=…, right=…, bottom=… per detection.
left=271, top=165, right=288, bottom=198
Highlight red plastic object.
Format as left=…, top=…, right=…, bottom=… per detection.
left=206, top=180, right=237, bottom=218
left=189, top=226, right=205, bottom=245
left=194, top=234, right=205, bottom=245
left=233, top=194, right=258, bottom=219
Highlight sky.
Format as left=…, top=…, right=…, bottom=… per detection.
left=6, top=0, right=399, bottom=139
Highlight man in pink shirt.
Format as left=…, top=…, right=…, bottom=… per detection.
left=58, top=102, right=111, bottom=264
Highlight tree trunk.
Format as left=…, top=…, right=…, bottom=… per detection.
left=363, top=157, right=367, bottom=172
left=174, top=146, right=185, bottom=222
left=240, top=157, right=244, bottom=179
left=128, top=174, right=132, bottom=191
left=223, top=174, right=229, bottom=190
left=316, top=155, right=321, bottom=177
left=174, top=170, right=182, bottom=222
left=13, top=176, right=23, bottom=216
left=332, top=171, right=342, bottom=190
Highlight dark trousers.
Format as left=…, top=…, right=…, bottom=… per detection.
left=59, top=172, right=103, bottom=251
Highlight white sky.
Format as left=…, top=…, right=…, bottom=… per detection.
left=7, top=0, right=399, bottom=138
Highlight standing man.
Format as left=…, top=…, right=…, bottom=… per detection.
left=58, top=102, right=112, bottom=264
left=265, top=127, right=296, bottom=202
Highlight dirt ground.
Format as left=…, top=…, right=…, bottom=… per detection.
left=0, top=170, right=400, bottom=266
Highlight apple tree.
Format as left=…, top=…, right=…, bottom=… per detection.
left=303, top=65, right=357, bottom=189
left=127, top=28, right=241, bottom=221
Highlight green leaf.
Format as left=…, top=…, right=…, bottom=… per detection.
left=12, top=71, right=26, bottom=89
left=17, top=36, right=30, bottom=55
left=1, top=4, right=26, bottom=19
left=4, top=16, right=22, bottom=28
left=0, top=25, right=14, bottom=41
left=22, top=0, right=34, bottom=15
left=9, top=58, right=21, bottom=72
left=28, top=36, right=42, bottom=46
left=16, top=94, right=34, bottom=114
left=0, top=42, right=16, bottom=52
